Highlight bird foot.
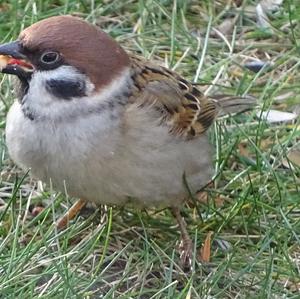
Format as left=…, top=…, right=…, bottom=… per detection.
left=178, top=237, right=194, bottom=271
left=171, top=207, right=195, bottom=271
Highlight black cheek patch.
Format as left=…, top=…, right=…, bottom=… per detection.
left=46, top=79, right=87, bottom=100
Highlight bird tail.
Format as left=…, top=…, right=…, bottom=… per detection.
left=211, top=94, right=257, bottom=116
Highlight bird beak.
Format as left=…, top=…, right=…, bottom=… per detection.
left=0, top=41, right=34, bottom=78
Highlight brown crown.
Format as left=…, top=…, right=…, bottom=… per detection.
left=19, top=15, right=130, bottom=90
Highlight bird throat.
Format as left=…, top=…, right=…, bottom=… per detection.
left=16, top=74, right=31, bottom=101
left=45, top=78, right=87, bottom=100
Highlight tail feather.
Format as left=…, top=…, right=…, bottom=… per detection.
left=210, top=94, right=257, bottom=116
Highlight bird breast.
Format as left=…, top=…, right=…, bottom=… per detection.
left=5, top=99, right=213, bottom=207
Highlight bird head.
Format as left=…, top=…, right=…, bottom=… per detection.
left=0, top=15, right=131, bottom=120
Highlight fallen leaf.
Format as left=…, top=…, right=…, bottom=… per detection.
left=256, top=0, right=283, bottom=29
left=260, top=137, right=274, bottom=150
left=238, top=142, right=251, bottom=158
left=31, top=206, right=44, bottom=217
left=213, top=15, right=238, bottom=36
left=260, top=0, right=283, bottom=12
left=257, top=110, right=297, bottom=123
left=287, top=149, right=300, bottom=168
left=199, top=231, right=213, bottom=262
left=256, top=3, right=270, bottom=29
left=214, top=196, right=226, bottom=208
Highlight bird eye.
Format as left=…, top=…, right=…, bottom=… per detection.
left=40, top=51, right=60, bottom=64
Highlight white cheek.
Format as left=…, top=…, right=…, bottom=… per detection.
left=22, top=65, right=131, bottom=121
left=26, top=65, right=94, bottom=106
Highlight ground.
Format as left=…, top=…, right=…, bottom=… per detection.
left=0, top=0, right=300, bottom=298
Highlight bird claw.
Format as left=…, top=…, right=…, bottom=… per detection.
left=178, top=238, right=194, bottom=271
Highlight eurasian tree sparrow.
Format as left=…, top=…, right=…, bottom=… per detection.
left=0, top=16, right=254, bottom=267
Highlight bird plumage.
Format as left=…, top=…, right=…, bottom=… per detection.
left=2, top=16, right=255, bottom=207
left=129, top=55, right=218, bottom=139
left=0, top=15, right=256, bottom=266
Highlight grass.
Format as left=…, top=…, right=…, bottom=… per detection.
left=0, top=0, right=300, bottom=298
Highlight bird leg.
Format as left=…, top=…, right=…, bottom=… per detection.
left=56, top=198, right=87, bottom=229
left=171, top=207, right=193, bottom=269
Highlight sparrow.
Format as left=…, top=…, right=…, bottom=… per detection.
left=0, top=15, right=254, bottom=267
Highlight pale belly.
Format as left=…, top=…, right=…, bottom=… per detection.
left=5, top=102, right=213, bottom=207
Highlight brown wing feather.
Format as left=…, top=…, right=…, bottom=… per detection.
left=129, top=55, right=218, bottom=139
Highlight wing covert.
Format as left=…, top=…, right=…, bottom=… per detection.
left=129, top=55, right=218, bottom=139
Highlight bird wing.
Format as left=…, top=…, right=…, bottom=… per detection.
left=129, top=55, right=218, bottom=139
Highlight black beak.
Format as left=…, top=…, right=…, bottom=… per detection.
left=0, top=41, right=26, bottom=59
left=0, top=41, right=33, bottom=79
